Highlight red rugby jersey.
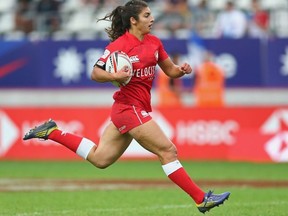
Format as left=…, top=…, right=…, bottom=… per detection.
left=96, top=31, right=169, bottom=112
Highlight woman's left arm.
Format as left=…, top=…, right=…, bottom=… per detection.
left=158, top=57, right=192, bottom=78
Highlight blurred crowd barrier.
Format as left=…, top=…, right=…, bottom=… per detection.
left=0, top=38, right=287, bottom=88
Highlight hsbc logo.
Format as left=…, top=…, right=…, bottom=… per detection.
left=261, top=109, right=288, bottom=162
left=0, top=111, right=19, bottom=156
left=176, top=120, right=239, bottom=145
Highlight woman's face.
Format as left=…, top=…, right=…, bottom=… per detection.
left=134, top=7, right=154, bottom=35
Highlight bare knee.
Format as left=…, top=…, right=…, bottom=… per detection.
left=86, top=146, right=113, bottom=169
left=88, top=158, right=112, bottom=169
left=158, top=144, right=178, bottom=164
left=94, top=162, right=110, bottom=169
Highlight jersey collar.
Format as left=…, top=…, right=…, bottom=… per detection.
left=125, top=31, right=146, bottom=43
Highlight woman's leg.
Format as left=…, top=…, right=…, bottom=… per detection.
left=49, top=122, right=132, bottom=168
left=128, top=119, right=205, bottom=204
left=87, top=122, right=133, bottom=168
left=33, top=120, right=133, bottom=169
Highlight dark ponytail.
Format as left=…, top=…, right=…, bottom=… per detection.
left=97, top=0, right=148, bottom=41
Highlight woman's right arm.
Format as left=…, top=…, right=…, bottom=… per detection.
left=91, top=66, right=117, bottom=83
left=91, top=66, right=131, bottom=83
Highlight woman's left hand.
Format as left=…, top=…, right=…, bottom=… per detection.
left=180, top=63, right=192, bottom=74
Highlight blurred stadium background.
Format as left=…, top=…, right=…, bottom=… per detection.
left=0, top=0, right=288, bottom=162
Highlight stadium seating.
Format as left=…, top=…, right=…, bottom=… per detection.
left=0, top=0, right=287, bottom=40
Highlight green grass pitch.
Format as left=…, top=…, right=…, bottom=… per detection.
left=0, top=160, right=287, bottom=216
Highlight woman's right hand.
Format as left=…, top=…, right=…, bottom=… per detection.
left=114, top=66, right=132, bottom=83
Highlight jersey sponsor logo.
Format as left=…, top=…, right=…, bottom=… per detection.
left=130, top=55, right=140, bottom=63
left=133, top=66, right=156, bottom=78
left=101, top=49, right=110, bottom=59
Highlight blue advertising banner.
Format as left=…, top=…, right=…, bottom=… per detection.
left=0, top=41, right=39, bottom=87
left=266, top=39, right=288, bottom=87
left=0, top=38, right=286, bottom=88
left=37, top=40, right=109, bottom=88
left=203, top=39, right=263, bottom=87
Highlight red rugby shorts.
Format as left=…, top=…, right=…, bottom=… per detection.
left=111, top=102, right=152, bottom=134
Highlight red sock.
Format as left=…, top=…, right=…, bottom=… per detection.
left=169, top=167, right=205, bottom=204
left=48, top=129, right=83, bottom=152
left=48, top=129, right=96, bottom=160
left=162, top=160, right=205, bottom=204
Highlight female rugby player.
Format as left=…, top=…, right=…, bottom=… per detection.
left=23, top=0, right=230, bottom=213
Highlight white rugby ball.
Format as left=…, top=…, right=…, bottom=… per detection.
left=105, top=51, right=133, bottom=87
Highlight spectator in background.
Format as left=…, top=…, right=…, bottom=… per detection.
left=15, top=0, right=34, bottom=34
left=213, top=1, right=247, bottom=38
left=194, top=51, right=225, bottom=107
left=63, top=0, right=101, bottom=34
left=189, top=0, right=214, bottom=38
left=35, top=0, right=62, bottom=34
left=154, top=0, right=191, bottom=35
left=247, top=0, right=270, bottom=39
left=98, top=0, right=118, bottom=8
left=156, top=53, right=183, bottom=108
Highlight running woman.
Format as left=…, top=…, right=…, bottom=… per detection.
left=23, top=0, right=230, bottom=213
